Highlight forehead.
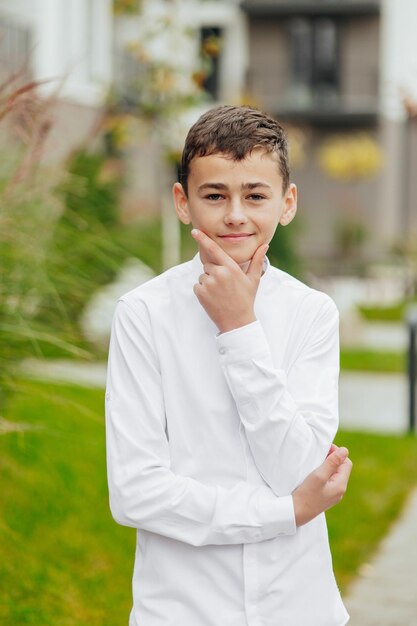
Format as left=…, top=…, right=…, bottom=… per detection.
left=188, top=148, right=283, bottom=187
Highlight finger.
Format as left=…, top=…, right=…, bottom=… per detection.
left=193, top=283, right=203, bottom=300
left=191, top=229, right=237, bottom=267
left=198, top=272, right=212, bottom=286
left=330, top=458, right=353, bottom=497
left=202, top=262, right=217, bottom=275
left=246, top=243, right=269, bottom=278
left=320, top=446, right=349, bottom=480
left=326, top=443, right=338, bottom=457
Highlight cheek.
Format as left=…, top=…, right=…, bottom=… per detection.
left=256, top=214, right=279, bottom=239
left=190, top=207, right=218, bottom=230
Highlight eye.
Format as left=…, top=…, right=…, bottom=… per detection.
left=205, top=193, right=224, bottom=201
left=247, top=194, right=265, bottom=201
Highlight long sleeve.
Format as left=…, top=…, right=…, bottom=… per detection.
left=105, top=299, right=296, bottom=547
left=216, top=296, right=339, bottom=497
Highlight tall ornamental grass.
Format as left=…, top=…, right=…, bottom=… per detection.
left=0, top=76, right=128, bottom=411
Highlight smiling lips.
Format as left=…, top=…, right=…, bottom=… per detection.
left=218, top=233, right=254, bottom=242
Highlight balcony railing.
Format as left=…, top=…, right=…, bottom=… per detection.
left=241, top=1, right=381, bottom=18
left=258, top=93, right=379, bottom=127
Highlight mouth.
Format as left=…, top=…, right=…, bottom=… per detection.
left=218, top=233, right=255, bottom=242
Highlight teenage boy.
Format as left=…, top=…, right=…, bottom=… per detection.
left=105, top=105, right=352, bottom=626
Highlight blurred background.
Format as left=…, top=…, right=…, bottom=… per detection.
left=1, top=1, right=417, bottom=624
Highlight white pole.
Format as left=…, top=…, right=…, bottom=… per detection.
left=161, top=0, right=182, bottom=270
left=161, top=163, right=181, bottom=270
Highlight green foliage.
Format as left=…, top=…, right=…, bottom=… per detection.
left=113, top=0, right=141, bottom=15
left=357, top=298, right=417, bottom=323
left=111, top=218, right=163, bottom=274
left=0, top=77, right=167, bottom=415
left=268, top=221, right=302, bottom=278
left=41, top=151, right=126, bottom=328
left=1, top=379, right=417, bottom=624
left=0, top=80, right=100, bottom=409
left=0, top=148, right=67, bottom=406
left=0, top=144, right=130, bottom=409
left=61, top=151, right=120, bottom=227
left=340, top=349, right=405, bottom=373
left=334, top=216, right=368, bottom=259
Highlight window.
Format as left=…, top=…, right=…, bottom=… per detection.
left=200, top=26, right=223, bottom=101
left=0, top=19, right=32, bottom=82
left=289, top=17, right=339, bottom=108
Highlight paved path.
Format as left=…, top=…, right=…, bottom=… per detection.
left=339, top=371, right=409, bottom=433
left=344, top=488, right=417, bottom=626
left=21, top=358, right=107, bottom=389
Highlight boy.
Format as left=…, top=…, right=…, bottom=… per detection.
left=105, top=105, right=352, bottom=626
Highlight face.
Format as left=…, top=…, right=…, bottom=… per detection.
left=173, top=148, right=297, bottom=266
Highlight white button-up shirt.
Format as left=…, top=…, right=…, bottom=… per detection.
left=105, top=254, right=349, bottom=626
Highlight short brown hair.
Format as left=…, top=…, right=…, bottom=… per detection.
left=179, top=105, right=290, bottom=195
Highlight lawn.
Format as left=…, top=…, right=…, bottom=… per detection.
left=340, top=348, right=405, bottom=373
left=1, top=380, right=417, bottom=625
left=357, top=298, right=417, bottom=323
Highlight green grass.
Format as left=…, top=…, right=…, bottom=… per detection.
left=340, top=348, right=406, bottom=373
left=1, top=380, right=417, bottom=624
left=329, top=430, right=417, bottom=589
left=357, top=298, right=417, bottom=323
left=0, top=380, right=135, bottom=626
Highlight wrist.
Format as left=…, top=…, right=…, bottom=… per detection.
left=218, top=314, right=257, bottom=334
left=292, top=492, right=302, bottom=527
left=292, top=490, right=310, bottom=528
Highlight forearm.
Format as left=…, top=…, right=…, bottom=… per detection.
left=106, top=441, right=295, bottom=546
left=217, top=310, right=339, bottom=496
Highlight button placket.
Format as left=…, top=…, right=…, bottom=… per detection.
left=243, top=543, right=262, bottom=626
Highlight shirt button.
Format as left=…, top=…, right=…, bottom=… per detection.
left=219, top=347, right=227, bottom=355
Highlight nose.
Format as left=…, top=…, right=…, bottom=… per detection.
left=224, top=200, right=248, bottom=225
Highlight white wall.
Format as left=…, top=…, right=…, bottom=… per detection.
left=380, top=0, right=417, bottom=121
left=378, top=0, right=417, bottom=246
left=0, top=0, right=113, bottom=106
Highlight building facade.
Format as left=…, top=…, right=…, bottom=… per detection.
left=0, top=0, right=113, bottom=162
left=112, top=0, right=417, bottom=264
left=241, top=0, right=417, bottom=264
left=1, top=0, right=415, bottom=265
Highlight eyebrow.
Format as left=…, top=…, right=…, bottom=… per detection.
left=197, top=182, right=272, bottom=192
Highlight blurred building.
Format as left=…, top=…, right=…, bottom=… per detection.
left=0, top=0, right=112, bottom=161
left=241, top=0, right=417, bottom=265
left=0, top=0, right=416, bottom=266
left=112, top=0, right=417, bottom=266
left=112, top=0, right=249, bottom=217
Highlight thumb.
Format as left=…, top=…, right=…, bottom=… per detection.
left=321, top=446, right=349, bottom=479
left=247, top=244, right=269, bottom=277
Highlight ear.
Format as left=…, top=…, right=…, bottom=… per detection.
left=172, top=182, right=191, bottom=224
left=279, top=183, right=297, bottom=226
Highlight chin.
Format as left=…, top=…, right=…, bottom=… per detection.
left=230, top=253, right=253, bottom=266
left=216, top=241, right=257, bottom=265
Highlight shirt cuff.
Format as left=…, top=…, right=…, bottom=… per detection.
left=215, top=320, right=271, bottom=364
left=260, top=494, right=296, bottom=539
